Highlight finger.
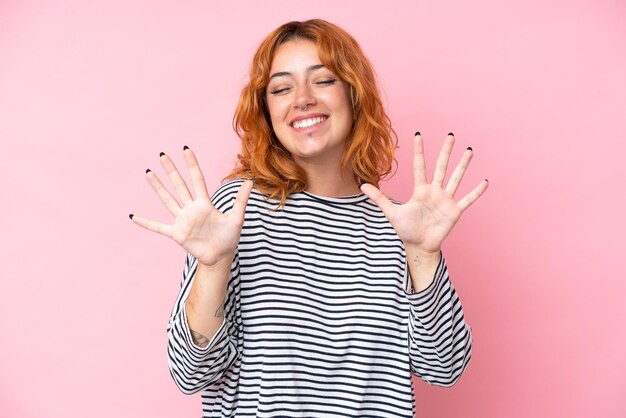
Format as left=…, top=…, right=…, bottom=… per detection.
left=145, top=169, right=182, bottom=215
left=457, top=179, right=489, bottom=212
left=445, top=147, right=474, bottom=197
left=360, top=183, right=398, bottom=221
left=230, top=180, right=254, bottom=220
left=183, top=146, right=210, bottom=199
left=431, top=133, right=455, bottom=187
left=129, top=213, right=174, bottom=238
left=413, top=132, right=427, bottom=187
left=159, top=152, right=193, bottom=205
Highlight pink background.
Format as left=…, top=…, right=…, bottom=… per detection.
left=1, top=0, right=625, bottom=417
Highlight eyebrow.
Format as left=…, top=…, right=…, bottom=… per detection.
left=268, top=64, right=326, bottom=81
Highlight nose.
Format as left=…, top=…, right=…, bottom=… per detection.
left=293, top=83, right=316, bottom=111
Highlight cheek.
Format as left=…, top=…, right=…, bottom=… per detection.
left=334, top=94, right=353, bottom=125
left=267, top=98, right=288, bottom=126
left=329, top=86, right=352, bottom=116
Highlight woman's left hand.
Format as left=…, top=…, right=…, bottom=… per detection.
left=360, top=132, right=488, bottom=256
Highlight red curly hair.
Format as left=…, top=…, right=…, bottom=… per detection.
left=227, top=19, right=397, bottom=204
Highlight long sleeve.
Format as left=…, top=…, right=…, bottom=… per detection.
left=405, top=253, right=473, bottom=386
left=166, top=253, right=238, bottom=394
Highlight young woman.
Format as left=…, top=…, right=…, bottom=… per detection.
left=130, top=19, right=488, bottom=418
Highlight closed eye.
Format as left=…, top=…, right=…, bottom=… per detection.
left=270, top=87, right=291, bottom=95
left=269, top=79, right=336, bottom=95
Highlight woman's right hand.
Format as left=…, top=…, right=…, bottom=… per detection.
left=130, top=146, right=254, bottom=267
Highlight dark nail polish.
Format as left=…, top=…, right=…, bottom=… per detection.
left=414, top=131, right=421, bottom=136
left=485, top=179, right=489, bottom=182
left=183, top=145, right=189, bottom=150
left=467, top=147, right=473, bottom=151
left=159, top=152, right=165, bottom=157
left=146, top=168, right=151, bottom=174
left=448, top=132, right=454, bottom=137
left=129, top=214, right=134, bottom=220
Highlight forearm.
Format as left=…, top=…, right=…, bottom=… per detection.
left=185, top=254, right=233, bottom=347
left=405, top=252, right=473, bottom=385
left=405, top=244, right=441, bottom=293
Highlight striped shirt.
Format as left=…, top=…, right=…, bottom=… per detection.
left=167, top=179, right=473, bottom=417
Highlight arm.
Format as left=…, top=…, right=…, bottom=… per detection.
left=185, top=255, right=233, bottom=347
left=405, top=245, right=441, bottom=293
left=130, top=147, right=252, bottom=393
left=405, top=253, right=473, bottom=386
left=360, top=132, right=486, bottom=386
left=167, top=253, right=238, bottom=394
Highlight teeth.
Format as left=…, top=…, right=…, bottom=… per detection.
left=292, top=116, right=326, bottom=129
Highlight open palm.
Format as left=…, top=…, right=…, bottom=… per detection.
left=361, top=133, right=488, bottom=254
left=130, top=147, right=253, bottom=266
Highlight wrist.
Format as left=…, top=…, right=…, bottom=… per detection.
left=197, top=251, right=236, bottom=270
left=404, top=244, right=441, bottom=260
left=194, top=255, right=235, bottom=286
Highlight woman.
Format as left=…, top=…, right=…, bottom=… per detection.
left=130, top=19, right=488, bottom=417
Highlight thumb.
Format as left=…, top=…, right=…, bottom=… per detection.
left=230, top=180, right=254, bottom=220
left=360, top=183, right=397, bottom=220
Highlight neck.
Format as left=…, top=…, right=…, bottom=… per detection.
left=297, top=160, right=361, bottom=197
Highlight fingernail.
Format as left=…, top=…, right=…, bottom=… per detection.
left=414, top=131, right=421, bottom=136
left=467, top=146, right=473, bottom=151
left=129, top=214, right=134, bottom=220
left=183, top=145, right=189, bottom=150
left=448, top=132, right=454, bottom=136
left=159, top=152, right=165, bottom=157
left=146, top=168, right=151, bottom=173
left=485, top=179, right=489, bottom=182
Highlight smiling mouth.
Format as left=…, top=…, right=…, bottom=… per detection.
left=291, top=116, right=328, bottom=129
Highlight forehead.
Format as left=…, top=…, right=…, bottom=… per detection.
left=269, top=39, right=321, bottom=73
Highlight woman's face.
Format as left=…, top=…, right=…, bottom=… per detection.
left=265, top=39, right=353, bottom=167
